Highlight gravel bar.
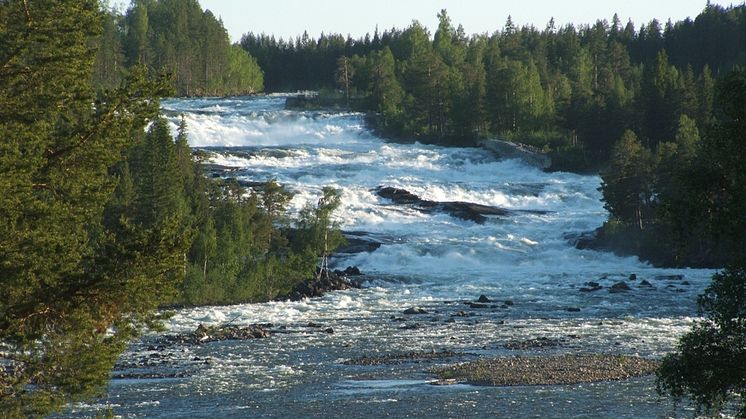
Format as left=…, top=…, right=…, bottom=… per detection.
left=435, top=354, right=660, bottom=386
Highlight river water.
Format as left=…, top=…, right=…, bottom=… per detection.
left=70, top=96, right=713, bottom=417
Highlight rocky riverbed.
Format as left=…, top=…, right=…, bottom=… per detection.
left=435, top=354, right=661, bottom=386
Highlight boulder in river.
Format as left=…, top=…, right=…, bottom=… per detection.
left=403, top=307, right=428, bottom=315
left=655, top=274, right=684, bottom=281
left=609, top=281, right=632, bottom=293
left=580, top=281, right=603, bottom=292
left=375, top=186, right=547, bottom=224
left=279, top=268, right=361, bottom=302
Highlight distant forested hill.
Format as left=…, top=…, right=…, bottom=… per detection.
left=93, top=0, right=263, bottom=96
left=241, top=5, right=746, bottom=166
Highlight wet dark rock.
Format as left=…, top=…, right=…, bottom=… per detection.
left=504, top=337, right=563, bottom=350
left=566, top=307, right=581, bottom=312
left=609, top=281, right=632, bottom=293
left=639, top=280, right=654, bottom=288
left=399, top=323, right=422, bottom=330
left=504, top=300, right=515, bottom=306
left=655, top=274, right=684, bottom=281
left=565, top=230, right=598, bottom=249
left=343, top=350, right=459, bottom=366
left=343, top=266, right=362, bottom=276
left=279, top=268, right=361, bottom=302
left=333, top=266, right=363, bottom=277
left=469, top=303, right=489, bottom=309
left=163, top=323, right=272, bottom=346
left=629, top=274, right=637, bottom=281
left=306, top=322, right=323, bottom=328
left=580, top=281, right=603, bottom=292
left=375, top=186, right=548, bottom=224
left=477, top=295, right=492, bottom=303
left=403, top=307, right=428, bottom=315
left=324, top=328, right=335, bottom=334
left=336, top=234, right=382, bottom=254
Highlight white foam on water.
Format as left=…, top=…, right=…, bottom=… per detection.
left=107, top=96, right=723, bottom=418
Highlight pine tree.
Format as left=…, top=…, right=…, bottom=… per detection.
left=0, top=1, right=176, bottom=415
left=600, top=130, right=655, bottom=230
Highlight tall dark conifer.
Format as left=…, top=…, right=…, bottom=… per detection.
left=0, top=1, right=176, bottom=415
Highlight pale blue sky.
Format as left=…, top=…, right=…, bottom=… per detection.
left=200, top=0, right=740, bottom=42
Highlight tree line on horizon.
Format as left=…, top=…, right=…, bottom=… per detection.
left=1, top=0, right=744, bottom=416
left=242, top=5, right=745, bottom=166
left=93, top=0, right=264, bottom=96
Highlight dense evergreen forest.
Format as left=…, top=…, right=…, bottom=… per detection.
left=243, top=5, right=746, bottom=267
left=0, top=0, right=336, bottom=415
left=1, top=0, right=744, bottom=415
left=242, top=6, right=746, bottom=167
left=93, top=0, right=264, bottom=95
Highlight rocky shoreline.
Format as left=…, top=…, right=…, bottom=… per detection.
left=279, top=266, right=363, bottom=301
left=122, top=283, right=679, bottom=387
left=435, top=354, right=660, bottom=386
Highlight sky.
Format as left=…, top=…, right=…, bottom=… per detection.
left=199, top=0, right=740, bottom=43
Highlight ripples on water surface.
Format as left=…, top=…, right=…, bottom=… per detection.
left=69, top=96, right=714, bottom=417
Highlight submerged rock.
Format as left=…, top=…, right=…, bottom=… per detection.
left=163, top=323, right=272, bottom=346
left=655, top=274, right=685, bottom=281
left=609, top=281, right=632, bottom=293
left=503, top=337, right=563, bottom=350
left=580, top=281, right=603, bottom=292
left=403, top=307, right=428, bottom=315
left=477, top=295, right=492, bottom=303
left=343, top=350, right=459, bottom=366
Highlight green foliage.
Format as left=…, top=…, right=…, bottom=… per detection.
left=293, top=187, right=346, bottom=260
left=242, top=5, right=746, bottom=159
left=0, top=0, right=177, bottom=415
left=94, top=0, right=263, bottom=96
left=175, top=173, right=344, bottom=307
left=600, top=130, right=654, bottom=230
left=595, top=66, right=746, bottom=267
left=0, top=1, right=324, bottom=413
left=657, top=268, right=746, bottom=417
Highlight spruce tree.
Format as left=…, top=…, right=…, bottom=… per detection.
left=0, top=1, right=177, bottom=415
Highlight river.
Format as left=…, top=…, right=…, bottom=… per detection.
left=68, top=96, right=712, bottom=417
